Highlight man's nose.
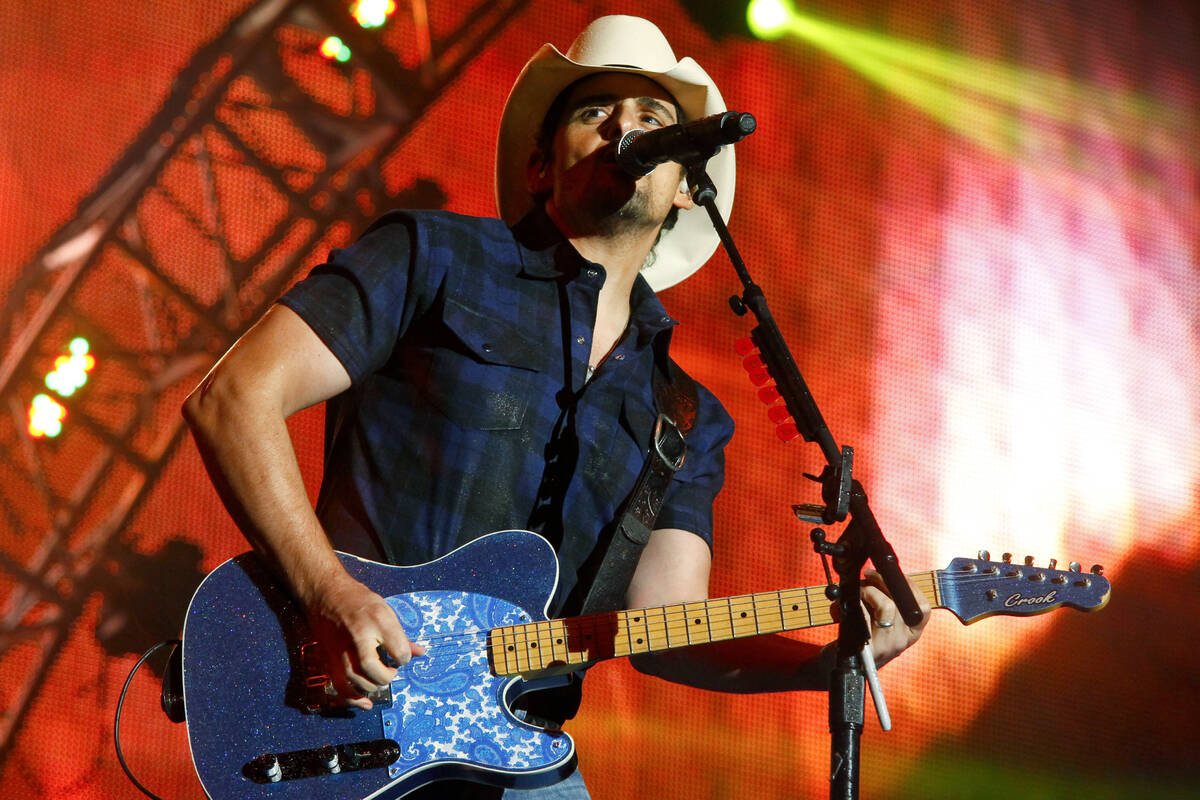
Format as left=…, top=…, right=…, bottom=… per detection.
left=600, top=105, right=638, bottom=140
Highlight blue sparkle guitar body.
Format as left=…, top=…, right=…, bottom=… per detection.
left=182, top=530, right=576, bottom=800
left=182, top=529, right=1111, bottom=798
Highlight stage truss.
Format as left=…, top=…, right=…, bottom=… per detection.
left=0, top=0, right=528, bottom=758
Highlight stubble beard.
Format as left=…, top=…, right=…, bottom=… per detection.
left=588, top=183, right=662, bottom=238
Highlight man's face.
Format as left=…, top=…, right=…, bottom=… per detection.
left=535, top=73, right=692, bottom=235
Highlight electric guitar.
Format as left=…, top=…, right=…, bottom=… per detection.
left=182, top=529, right=1110, bottom=799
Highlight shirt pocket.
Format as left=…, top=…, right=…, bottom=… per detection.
left=417, top=297, right=545, bottom=431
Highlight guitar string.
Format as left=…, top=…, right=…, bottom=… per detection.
left=402, top=567, right=1084, bottom=653
left=384, top=571, right=1095, bottom=669
left=397, top=569, right=1083, bottom=657
left=391, top=583, right=845, bottom=666
left=393, top=567, right=1090, bottom=647
left=388, top=581, right=921, bottom=667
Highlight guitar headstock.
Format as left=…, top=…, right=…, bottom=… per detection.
left=938, top=553, right=1111, bottom=624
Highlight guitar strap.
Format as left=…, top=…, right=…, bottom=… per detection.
left=579, top=343, right=699, bottom=616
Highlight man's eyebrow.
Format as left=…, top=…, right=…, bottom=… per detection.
left=569, top=94, right=678, bottom=122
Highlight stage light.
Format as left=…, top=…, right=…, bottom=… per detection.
left=747, top=0, right=795, bottom=40
left=350, top=0, right=396, bottom=29
left=44, top=337, right=95, bottom=398
left=755, top=9, right=1176, bottom=161
left=28, top=394, right=66, bottom=439
left=319, top=35, right=351, bottom=62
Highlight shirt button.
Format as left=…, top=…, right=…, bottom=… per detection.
left=586, top=268, right=599, bottom=279
left=614, top=353, right=625, bottom=361
left=575, top=336, right=585, bottom=345
left=482, top=343, right=493, bottom=352
left=660, top=316, right=672, bottom=324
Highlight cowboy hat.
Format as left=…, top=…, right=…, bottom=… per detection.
left=495, top=15, right=735, bottom=291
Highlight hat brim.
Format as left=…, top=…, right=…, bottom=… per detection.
left=496, top=44, right=735, bottom=291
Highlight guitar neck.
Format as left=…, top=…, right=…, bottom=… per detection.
left=489, top=571, right=941, bottom=678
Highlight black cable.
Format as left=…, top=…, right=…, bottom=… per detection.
left=114, top=639, right=180, bottom=800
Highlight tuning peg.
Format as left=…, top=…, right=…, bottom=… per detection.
left=1023, top=555, right=1035, bottom=566
left=1002, top=553, right=1013, bottom=564
left=1090, top=564, right=1104, bottom=575
left=1048, top=559, right=1057, bottom=570
left=978, top=549, right=990, bottom=561
left=1069, top=561, right=1081, bottom=572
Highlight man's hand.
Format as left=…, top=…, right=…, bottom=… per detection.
left=300, top=572, right=425, bottom=709
left=860, top=569, right=932, bottom=666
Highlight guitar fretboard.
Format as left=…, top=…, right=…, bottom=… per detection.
left=488, top=572, right=940, bottom=677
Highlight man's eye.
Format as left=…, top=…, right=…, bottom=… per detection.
left=579, top=107, right=607, bottom=121
left=642, top=115, right=667, bottom=127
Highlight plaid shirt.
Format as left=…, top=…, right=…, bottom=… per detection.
left=280, top=209, right=733, bottom=615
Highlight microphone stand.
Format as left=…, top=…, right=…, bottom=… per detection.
left=684, top=163, right=924, bottom=800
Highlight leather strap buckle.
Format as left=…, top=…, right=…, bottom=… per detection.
left=653, top=413, right=686, bottom=472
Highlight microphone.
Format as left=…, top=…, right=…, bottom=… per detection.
left=616, top=111, right=756, bottom=176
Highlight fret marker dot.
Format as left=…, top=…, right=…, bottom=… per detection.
left=637, top=638, right=643, bottom=644
left=556, top=639, right=563, bottom=644
left=507, top=646, right=514, bottom=651
left=740, top=612, right=748, bottom=618
left=693, top=618, right=701, bottom=625
left=529, top=642, right=537, bottom=648
left=792, top=604, right=799, bottom=611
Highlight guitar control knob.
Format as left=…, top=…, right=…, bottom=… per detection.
left=1002, top=553, right=1013, bottom=564
left=319, top=745, right=340, bottom=774
left=1069, top=561, right=1081, bottom=572
left=978, top=550, right=990, bottom=561
left=1090, top=564, right=1104, bottom=575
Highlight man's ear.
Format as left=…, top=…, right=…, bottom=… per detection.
left=527, top=150, right=552, bottom=194
left=673, top=178, right=695, bottom=211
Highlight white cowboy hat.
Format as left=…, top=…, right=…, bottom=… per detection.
left=495, top=15, right=735, bottom=291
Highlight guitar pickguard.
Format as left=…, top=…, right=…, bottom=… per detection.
left=380, top=590, right=570, bottom=779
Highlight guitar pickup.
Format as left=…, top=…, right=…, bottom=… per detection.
left=243, top=740, right=401, bottom=783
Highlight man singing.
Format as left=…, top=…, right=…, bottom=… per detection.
left=183, top=15, right=928, bottom=798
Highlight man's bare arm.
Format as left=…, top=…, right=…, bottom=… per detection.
left=624, top=529, right=929, bottom=692
left=182, top=304, right=421, bottom=707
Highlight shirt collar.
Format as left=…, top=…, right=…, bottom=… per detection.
left=512, top=208, right=574, bottom=279
left=511, top=209, right=679, bottom=344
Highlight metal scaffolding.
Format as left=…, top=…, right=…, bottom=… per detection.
left=0, top=0, right=529, bottom=758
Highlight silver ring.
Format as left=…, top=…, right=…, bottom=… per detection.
left=875, top=620, right=895, bottom=628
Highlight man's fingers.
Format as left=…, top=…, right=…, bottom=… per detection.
left=357, top=604, right=424, bottom=685
left=353, top=634, right=403, bottom=687
left=860, top=584, right=898, bottom=628
left=306, top=575, right=431, bottom=704
left=327, top=657, right=372, bottom=709
left=863, top=569, right=933, bottom=620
